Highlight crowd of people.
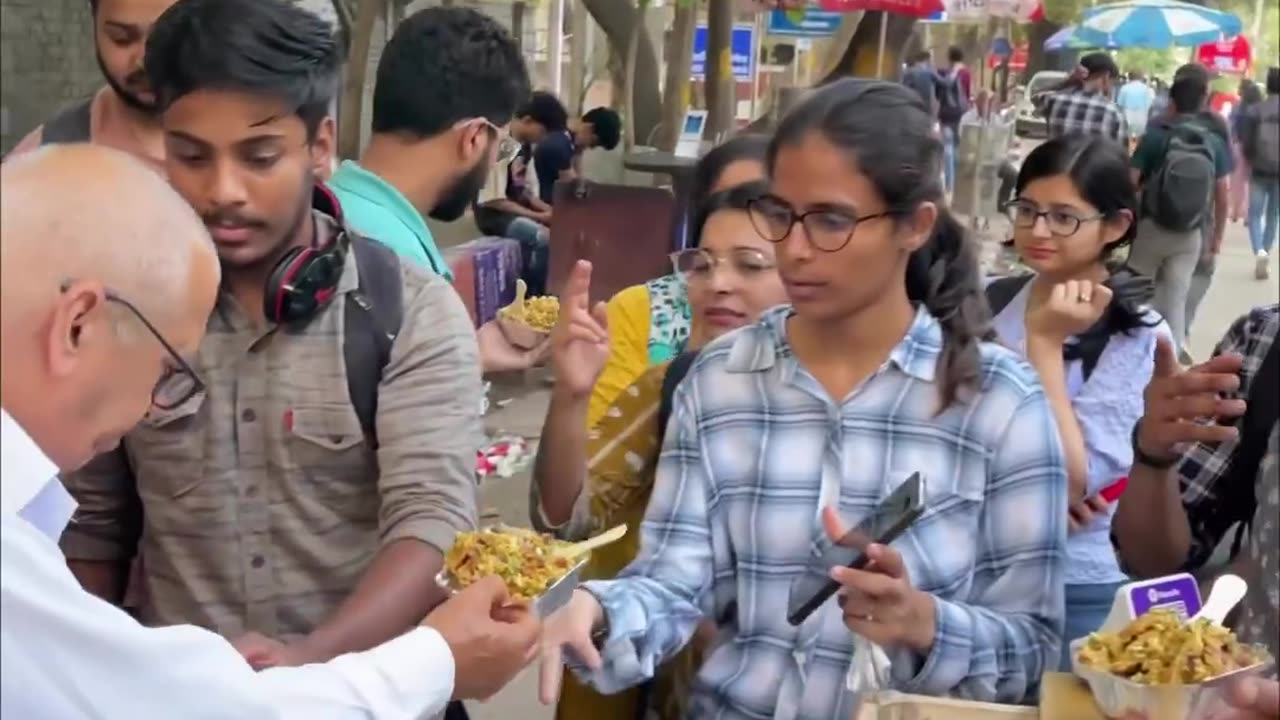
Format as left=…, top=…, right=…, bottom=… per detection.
left=0, top=0, right=1276, bottom=719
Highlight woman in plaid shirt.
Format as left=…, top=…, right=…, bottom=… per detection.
left=539, top=79, right=1069, bottom=719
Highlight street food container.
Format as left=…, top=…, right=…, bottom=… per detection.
left=854, top=691, right=1037, bottom=720
left=1070, top=636, right=1274, bottom=718
left=436, top=526, right=588, bottom=618
left=495, top=314, right=549, bottom=350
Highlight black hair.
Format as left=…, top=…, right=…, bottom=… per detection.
left=770, top=78, right=991, bottom=410
left=144, top=0, right=341, bottom=139
left=88, top=0, right=98, bottom=12
left=688, top=134, right=770, bottom=244
left=582, top=107, right=621, bottom=150
left=1170, top=73, right=1209, bottom=114
left=518, top=92, right=569, bottom=132
left=691, top=180, right=769, bottom=246
left=1010, top=134, right=1157, bottom=339
left=372, top=7, right=529, bottom=139
left=948, top=46, right=964, bottom=63
left=1174, top=62, right=1211, bottom=83
left=1267, top=67, right=1280, bottom=95
left=1080, top=52, right=1120, bottom=79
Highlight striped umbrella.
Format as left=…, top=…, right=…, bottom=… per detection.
left=1044, top=25, right=1121, bottom=51
left=1076, top=0, right=1243, bottom=49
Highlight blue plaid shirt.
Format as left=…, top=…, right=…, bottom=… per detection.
left=576, top=305, right=1067, bottom=719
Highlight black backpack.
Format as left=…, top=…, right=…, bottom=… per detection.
left=1142, top=120, right=1216, bottom=232
left=985, top=275, right=1111, bottom=381
left=342, top=235, right=406, bottom=444
left=938, top=70, right=969, bottom=127
left=658, top=350, right=701, bottom=438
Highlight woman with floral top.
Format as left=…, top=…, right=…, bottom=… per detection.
left=584, top=134, right=769, bottom=427
left=532, top=180, right=785, bottom=720
left=538, top=79, right=1069, bottom=719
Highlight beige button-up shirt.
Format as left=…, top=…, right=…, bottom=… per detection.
left=61, top=212, right=481, bottom=640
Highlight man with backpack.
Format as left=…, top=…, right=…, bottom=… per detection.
left=1239, top=67, right=1280, bottom=280
left=937, top=46, right=971, bottom=195
left=1113, top=304, right=1279, bottom=662
left=901, top=50, right=940, bottom=118
left=57, top=4, right=531, bottom=718
left=1128, top=70, right=1232, bottom=359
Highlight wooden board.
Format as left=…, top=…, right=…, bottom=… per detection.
left=1040, top=672, right=1108, bottom=720
left=855, top=691, right=1038, bottom=720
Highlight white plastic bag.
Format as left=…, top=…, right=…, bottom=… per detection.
left=846, top=634, right=892, bottom=695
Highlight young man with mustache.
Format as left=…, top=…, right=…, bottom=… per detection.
left=57, top=1, right=536, bottom=716
left=9, top=0, right=172, bottom=170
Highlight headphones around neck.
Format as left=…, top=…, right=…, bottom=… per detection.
left=263, top=184, right=351, bottom=325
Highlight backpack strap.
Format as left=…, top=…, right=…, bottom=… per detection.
left=40, top=97, right=94, bottom=145
left=344, top=235, right=405, bottom=443
left=984, top=274, right=1033, bottom=317
left=658, top=350, right=700, bottom=439
left=1225, top=332, right=1280, bottom=558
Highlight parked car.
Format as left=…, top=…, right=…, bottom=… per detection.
left=1016, top=70, right=1067, bottom=138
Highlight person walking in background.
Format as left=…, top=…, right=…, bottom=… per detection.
left=901, top=50, right=939, bottom=118
left=1229, top=79, right=1262, bottom=224
left=1117, top=71, right=1155, bottom=150
left=1037, top=52, right=1127, bottom=145
left=937, top=46, right=972, bottom=195
left=1129, top=68, right=1231, bottom=361
left=1239, top=67, right=1280, bottom=280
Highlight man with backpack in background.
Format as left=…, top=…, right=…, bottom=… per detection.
left=1113, top=304, right=1279, bottom=665
left=6, top=0, right=176, bottom=169
left=56, top=4, right=525, bottom=720
left=937, top=46, right=971, bottom=196
left=1239, top=67, right=1280, bottom=281
left=1128, top=68, right=1232, bottom=361
left=902, top=50, right=940, bottom=119
left=1037, top=52, right=1127, bottom=145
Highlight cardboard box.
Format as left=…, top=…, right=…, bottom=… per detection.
left=854, top=691, right=1037, bottom=720
left=445, top=248, right=478, bottom=328
left=454, top=237, right=522, bottom=326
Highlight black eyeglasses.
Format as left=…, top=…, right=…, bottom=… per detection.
left=748, top=195, right=896, bottom=253
left=1006, top=200, right=1105, bottom=238
left=91, top=287, right=205, bottom=410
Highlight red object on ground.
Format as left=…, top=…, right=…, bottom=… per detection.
left=818, top=0, right=943, bottom=16
left=1197, top=35, right=1252, bottom=77
left=1099, top=477, right=1129, bottom=503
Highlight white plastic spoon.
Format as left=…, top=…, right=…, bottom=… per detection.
left=1192, top=573, right=1248, bottom=625
left=554, top=524, right=627, bottom=559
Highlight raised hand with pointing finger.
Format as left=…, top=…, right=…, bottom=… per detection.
left=1134, top=335, right=1246, bottom=464
left=550, top=260, right=610, bottom=398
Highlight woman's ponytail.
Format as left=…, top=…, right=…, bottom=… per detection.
left=905, top=208, right=994, bottom=411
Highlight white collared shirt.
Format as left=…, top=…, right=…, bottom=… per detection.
left=0, top=410, right=455, bottom=719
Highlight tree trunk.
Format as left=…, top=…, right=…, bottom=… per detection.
left=704, top=0, right=735, bottom=139
left=581, top=0, right=662, bottom=145
left=338, top=0, right=387, bottom=160
left=819, top=11, right=919, bottom=84
left=622, top=1, right=646, bottom=148
left=656, top=1, right=697, bottom=151
left=1021, top=20, right=1060, bottom=81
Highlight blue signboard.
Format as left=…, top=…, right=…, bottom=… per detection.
left=766, top=9, right=843, bottom=37
left=920, top=9, right=947, bottom=22
left=692, top=24, right=755, bottom=81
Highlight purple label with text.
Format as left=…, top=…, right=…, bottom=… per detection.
left=1128, top=575, right=1202, bottom=620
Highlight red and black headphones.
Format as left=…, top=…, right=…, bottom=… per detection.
left=263, top=184, right=350, bottom=325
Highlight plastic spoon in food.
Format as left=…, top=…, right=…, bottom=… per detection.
left=505, top=279, right=528, bottom=320
left=1192, top=573, right=1248, bottom=625
left=555, top=524, right=627, bottom=559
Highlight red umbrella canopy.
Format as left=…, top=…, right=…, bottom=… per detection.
left=818, top=0, right=945, bottom=17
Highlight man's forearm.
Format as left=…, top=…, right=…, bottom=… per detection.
left=67, top=558, right=129, bottom=605
left=298, top=539, right=446, bottom=661
left=487, top=198, right=544, bottom=222
left=1112, top=463, right=1193, bottom=578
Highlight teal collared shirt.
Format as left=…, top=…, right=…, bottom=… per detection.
left=327, top=160, right=452, bottom=280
